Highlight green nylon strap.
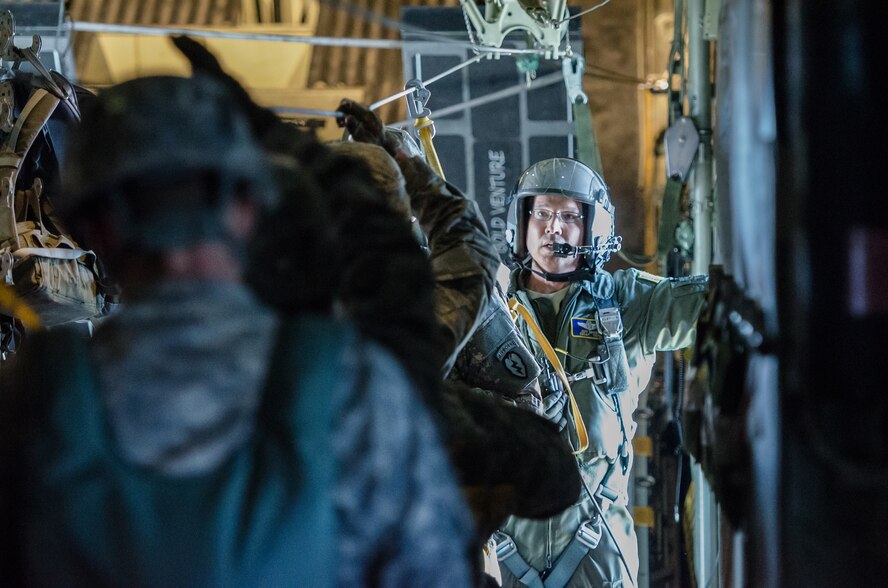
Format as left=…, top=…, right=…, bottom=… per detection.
left=657, top=176, right=684, bottom=258
left=572, top=100, right=604, bottom=176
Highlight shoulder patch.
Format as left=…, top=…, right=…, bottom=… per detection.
left=570, top=317, right=598, bottom=339
left=502, top=351, right=528, bottom=378
left=636, top=270, right=665, bottom=284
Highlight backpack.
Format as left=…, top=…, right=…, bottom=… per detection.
left=2, top=315, right=341, bottom=586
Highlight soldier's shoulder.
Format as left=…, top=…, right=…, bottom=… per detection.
left=617, top=268, right=707, bottom=287
left=635, top=269, right=666, bottom=284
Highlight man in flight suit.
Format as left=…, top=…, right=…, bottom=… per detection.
left=496, top=158, right=708, bottom=588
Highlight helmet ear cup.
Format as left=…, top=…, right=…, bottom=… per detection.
left=580, top=202, right=597, bottom=270
left=506, top=192, right=535, bottom=264
left=515, top=195, right=529, bottom=260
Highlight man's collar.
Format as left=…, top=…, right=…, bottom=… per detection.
left=510, top=265, right=616, bottom=300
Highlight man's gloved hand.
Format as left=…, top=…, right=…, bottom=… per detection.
left=336, top=99, right=397, bottom=154
left=336, top=100, right=428, bottom=168
left=542, top=389, right=568, bottom=432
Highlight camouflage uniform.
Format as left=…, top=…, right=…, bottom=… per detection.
left=448, top=282, right=544, bottom=412
left=398, top=155, right=504, bottom=374
left=332, top=102, right=506, bottom=376
left=373, top=145, right=543, bottom=406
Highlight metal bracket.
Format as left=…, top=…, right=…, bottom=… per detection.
left=460, top=0, right=569, bottom=58
left=0, top=10, right=64, bottom=97
left=664, top=116, right=700, bottom=182
left=562, top=55, right=587, bottom=104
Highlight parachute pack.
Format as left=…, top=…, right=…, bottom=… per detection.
left=0, top=11, right=107, bottom=340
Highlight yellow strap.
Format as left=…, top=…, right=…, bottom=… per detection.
left=0, top=282, right=42, bottom=330
left=509, top=297, right=589, bottom=454
left=415, top=116, right=445, bottom=180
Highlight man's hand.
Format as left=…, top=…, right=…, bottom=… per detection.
left=542, top=389, right=568, bottom=431
left=337, top=99, right=389, bottom=150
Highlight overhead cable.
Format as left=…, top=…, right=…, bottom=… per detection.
left=557, top=0, right=614, bottom=24
left=368, top=53, right=487, bottom=111
left=273, top=67, right=567, bottom=124
left=272, top=107, right=342, bottom=118
left=321, top=0, right=478, bottom=49
left=68, top=21, right=408, bottom=48
left=386, top=70, right=564, bottom=127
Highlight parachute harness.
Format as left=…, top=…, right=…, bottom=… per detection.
left=508, top=296, right=589, bottom=455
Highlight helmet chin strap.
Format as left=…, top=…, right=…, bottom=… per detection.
left=516, top=255, right=596, bottom=283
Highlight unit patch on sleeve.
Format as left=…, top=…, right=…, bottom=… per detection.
left=570, top=317, right=598, bottom=339
left=503, top=351, right=527, bottom=378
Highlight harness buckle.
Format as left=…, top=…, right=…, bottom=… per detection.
left=595, top=482, right=620, bottom=514
left=576, top=518, right=602, bottom=549
left=562, top=56, right=588, bottom=104
left=596, top=306, right=623, bottom=339
left=493, top=531, right=518, bottom=560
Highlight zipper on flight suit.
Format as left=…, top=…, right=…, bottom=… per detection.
left=546, top=517, right=553, bottom=572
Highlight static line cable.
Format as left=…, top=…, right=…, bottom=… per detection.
left=368, top=53, right=486, bottom=111
left=387, top=69, right=564, bottom=127
left=272, top=107, right=343, bottom=118
left=424, top=53, right=486, bottom=85
left=68, top=21, right=408, bottom=48
left=368, top=87, right=418, bottom=112
left=278, top=70, right=564, bottom=123
left=557, top=0, right=613, bottom=24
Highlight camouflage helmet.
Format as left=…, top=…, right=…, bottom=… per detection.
left=60, top=74, right=275, bottom=240
left=506, top=157, right=621, bottom=274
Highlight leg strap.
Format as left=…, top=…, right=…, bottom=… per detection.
left=494, top=531, right=545, bottom=588
left=495, top=517, right=603, bottom=588
left=542, top=518, right=602, bottom=588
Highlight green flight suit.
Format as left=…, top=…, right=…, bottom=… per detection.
left=499, top=267, right=707, bottom=587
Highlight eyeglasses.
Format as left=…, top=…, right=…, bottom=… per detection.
left=529, top=208, right=584, bottom=224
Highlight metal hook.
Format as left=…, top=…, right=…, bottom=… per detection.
left=404, top=78, right=431, bottom=120
left=562, top=55, right=588, bottom=104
